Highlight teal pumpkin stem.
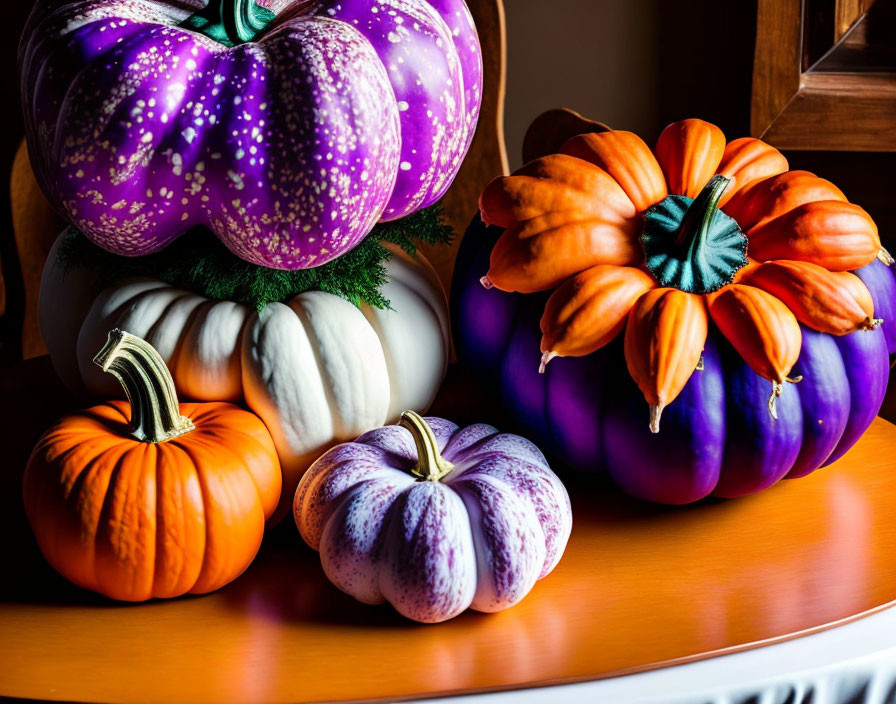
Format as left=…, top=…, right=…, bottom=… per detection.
left=674, top=175, right=730, bottom=251
left=641, top=175, right=748, bottom=295
left=182, top=0, right=276, bottom=47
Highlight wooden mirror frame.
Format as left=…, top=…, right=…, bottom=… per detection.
left=751, top=0, right=896, bottom=151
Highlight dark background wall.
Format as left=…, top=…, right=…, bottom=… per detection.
left=504, top=0, right=758, bottom=167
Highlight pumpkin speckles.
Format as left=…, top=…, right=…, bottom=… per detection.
left=21, top=0, right=482, bottom=269
left=295, top=414, right=572, bottom=623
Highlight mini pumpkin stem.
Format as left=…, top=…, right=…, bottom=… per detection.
left=649, top=405, right=664, bottom=434
left=767, top=376, right=803, bottom=421
left=878, top=248, right=895, bottom=266
left=768, top=381, right=783, bottom=420
left=94, top=329, right=195, bottom=444
left=480, top=275, right=495, bottom=290
left=539, top=351, right=557, bottom=374
left=399, top=411, right=454, bottom=482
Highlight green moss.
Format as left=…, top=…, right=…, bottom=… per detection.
left=56, top=204, right=452, bottom=311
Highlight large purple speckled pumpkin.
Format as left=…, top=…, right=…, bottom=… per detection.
left=452, top=215, right=896, bottom=504
left=20, top=0, right=482, bottom=269
left=294, top=411, right=572, bottom=623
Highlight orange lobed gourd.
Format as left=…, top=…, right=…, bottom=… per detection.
left=479, top=118, right=883, bottom=430
left=23, top=330, right=282, bottom=601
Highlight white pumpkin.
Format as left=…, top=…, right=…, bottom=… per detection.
left=40, top=235, right=450, bottom=520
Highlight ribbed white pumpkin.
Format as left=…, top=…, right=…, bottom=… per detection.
left=40, top=235, right=450, bottom=520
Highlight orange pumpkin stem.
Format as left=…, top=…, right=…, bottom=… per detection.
left=93, top=329, right=195, bottom=444
left=398, top=411, right=454, bottom=482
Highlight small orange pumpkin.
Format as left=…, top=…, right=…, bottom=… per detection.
left=23, top=329, right=282, bottom=601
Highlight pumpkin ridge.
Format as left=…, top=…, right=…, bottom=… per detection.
left=624, top=288, right=708, bottom=432
left=453, top=471, right=546, bottom=609
left=170, top=439, right=218, bottom=595
left=744, top=262, right=879, bottom=335
left=524, top=210, right=641, bottom=235
left=58, top=446, right=110, bottom=595
left=708, top=285, right=802, bottom=406
left=711, top=329, right=802, bottom=497
left=539, top=265, right=655, bottom=367
left=290, top=296, right=387, bottom=440
left=39, top=409, right=128, bottom=449
left=716, top=137, right=789, bottom=206
left=784, top=328, right=850, bottom=478
left=93, top=443, right=148, bottom=599
left=190, top=420, right=281, bottom=520
left=60, top=440, right=133, bottom=591
left=722, top=171, right=848, bottom=231
left=152, top=442, right=195, bottom=598
left=746, top=200, right=880, bottom=272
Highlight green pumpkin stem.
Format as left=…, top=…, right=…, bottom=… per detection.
left=399, top=411, right=454, bottom=482
left=181, top=0, right=277, bottom=47
left=641, top=175, right=747, bottom=294
left=93, top=330, right=194, bottom=444
left=674, top=175, right=731, bottom=253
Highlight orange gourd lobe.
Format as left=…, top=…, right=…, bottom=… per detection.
left=743, top=260, right=878, bottom=335
left=747, top=201, right=880, bottom=271
left=624, top=288, right=708, bottom=433
left=539, top=265, right=655, bottom=369
left=707, top=284, right=802, bottom=417
left=655, top=118, right=726, bottom=198
left=723, top=170, right=847, bottom=231
left=561, top=131, right=668, bottom=211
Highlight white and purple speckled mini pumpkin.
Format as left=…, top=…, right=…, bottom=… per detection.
left=20, top=0, right=482, bottom=269
left=294, top=412, right=572, bottom=623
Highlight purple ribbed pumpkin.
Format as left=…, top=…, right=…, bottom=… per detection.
left=452, top=216, right=896, bottom=504
left=20, top=0, right=482, bottom=269
left=294, top=411, right=572, bottom=623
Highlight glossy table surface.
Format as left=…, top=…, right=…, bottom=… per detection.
left=2, top=357, right=896, bottom=703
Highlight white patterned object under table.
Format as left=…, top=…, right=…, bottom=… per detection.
left=421, top=605, right=896, bottom=704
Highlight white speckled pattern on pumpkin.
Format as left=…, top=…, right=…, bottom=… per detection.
left=20, top=0, right=482, bottom=268
left=294, top=417, right=573, bottom=623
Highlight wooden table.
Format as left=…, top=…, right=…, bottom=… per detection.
left=3, top=357, right=896, bottom=703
